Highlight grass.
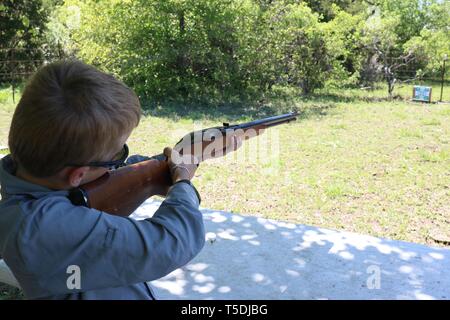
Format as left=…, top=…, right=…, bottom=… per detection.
left=0, top=81, right=449, bottom=299
left=0, top=85, right=20, bottom=147
left=127, top=82, right=450, bottom=248
left=0, top=284, right=23, bottom=300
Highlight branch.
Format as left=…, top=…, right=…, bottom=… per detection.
left=390, top=52, right=416, bottom=71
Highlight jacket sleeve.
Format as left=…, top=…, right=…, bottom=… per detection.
left=14, top=182, right=205, bottom=296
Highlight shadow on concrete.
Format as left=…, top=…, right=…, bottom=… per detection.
left=131, top=200, right=450, bottom=300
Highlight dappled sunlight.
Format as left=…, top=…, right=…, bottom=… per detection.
left=151, top=269, right=187, bottom=296
left=193, top=283, right=215, bottom=294
left=216, top=229, right=239, bottom=241
left=209, top=212, right=228, bottom=223
left=129, top=199, right=450, bottom=300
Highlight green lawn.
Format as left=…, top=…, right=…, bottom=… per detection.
left=0, top=85, right=17, bottom=147
left=0, top=284, right=23, bottom=300
left=0, top=82, right=449, bottom=298
left=127, top=84, right=450, bottom=247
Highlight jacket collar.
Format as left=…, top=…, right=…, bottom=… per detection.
left=0, top=155, right=67, bottom=199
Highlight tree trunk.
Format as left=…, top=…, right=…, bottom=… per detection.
left=178, top=11, right=185, bottom=35
left=384, top=66, right=396, bottom=98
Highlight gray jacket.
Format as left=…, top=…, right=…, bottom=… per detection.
left=0, top=155, right=205, bottom=299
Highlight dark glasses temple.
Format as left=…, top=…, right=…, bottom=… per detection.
left=67, top=144, right=129, bottom=169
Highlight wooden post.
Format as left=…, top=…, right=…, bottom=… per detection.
left=440, top=55, right=447, bottom=102
left=11, top=48, right=15, bottom=103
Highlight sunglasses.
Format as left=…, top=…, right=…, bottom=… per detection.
left=67, top=144, right=129, bottom=170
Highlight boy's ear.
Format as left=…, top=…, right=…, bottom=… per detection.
left=67, top=166, right=90, bottom=188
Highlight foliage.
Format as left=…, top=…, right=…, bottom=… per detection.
left=63, top=0, right=369, bottom=99
left=0, top=0, right=48, bottom=49
left=360, top=0, right=449, bottom=95
left=239, top=2, right=335, bottom=94
left=65, top=0, right=255, bottom=100
left=404, top=1, right=450, bottom=77
left=302, top=0, right=367, bottom=22
left=44, top=1, right=80, bottom=59
left=2, top=0, right=448, bottom=100
left=269, top=3, right=334, bottom=94
left=0, top=0, right=49, bottom=83
left=322, top=6, right=365, bottom=88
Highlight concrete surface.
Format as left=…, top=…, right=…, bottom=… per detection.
left=132, top=199, right=449, bottom=300
left=1, top=199, right=449, bottom=299
left=0, top=259, right=20, bottom=288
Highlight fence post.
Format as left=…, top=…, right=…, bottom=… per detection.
left=440, top=54, right=448, bottom=102
left=11, top=48, right=15, bottom=103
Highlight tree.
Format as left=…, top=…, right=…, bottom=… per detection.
left=404, top=1, right=450, bottom=78
left=65, top=0, right=257, bottom=101
left=52, top=0, right=447, bottom=101
left=246, top=1, right=341, bottom=94
left=362, top=14, right=413, bottom=96
left=361, top=0, right=447, bottom=96
left=0, top=0, right=49, bottom=83
left=278, top=4, right=331, bottom=94
left=323, top=6, right=365, bottom=88
left=44, top=1, right=80, bottom=59
left=303, top=0, right=367, bottom=22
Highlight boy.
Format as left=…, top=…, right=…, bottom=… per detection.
left=0, top=60, right=205, bottom=299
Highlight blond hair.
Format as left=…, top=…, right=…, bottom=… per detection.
left=9, top=60, right=141, bottom=177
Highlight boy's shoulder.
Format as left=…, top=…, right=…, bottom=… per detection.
left=0, top=193, right=123, bottom=278
left=0, top=193, right=98, bottom=246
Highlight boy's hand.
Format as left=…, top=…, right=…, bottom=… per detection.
left=164, top=147, right=198, bottom=183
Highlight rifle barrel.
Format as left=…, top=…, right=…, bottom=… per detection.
left=233, top=112, right=298, bottom=130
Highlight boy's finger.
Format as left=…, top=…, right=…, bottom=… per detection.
left=230, top=135, right=241, bottom=151
left=163, top=147, right=172, bottom=158
left=235, top=136, right=242, bottom=150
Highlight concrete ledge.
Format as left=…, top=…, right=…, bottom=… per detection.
left=0, top=259, right=20, bottom=289
left=132, top=200, right=450, bottom=300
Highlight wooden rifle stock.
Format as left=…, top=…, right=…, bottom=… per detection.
left=68, top=112, right=298, bottom=217
left=68, top=155, right=171, bottom=217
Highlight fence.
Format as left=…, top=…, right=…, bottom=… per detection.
left=0, top=48, right=447, bottom=102
left=0, top=47, right=61, bottom=103
left=388, top=67, right=448, bottom=102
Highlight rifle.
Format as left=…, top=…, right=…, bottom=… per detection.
left=68, top=112, right=298, bottom=217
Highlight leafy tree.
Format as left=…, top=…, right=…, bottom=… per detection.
left=323, top=6, right=365, bottom=87
left=44, top=1, right=80, bottom=59
left=404, top=1, right=450, bottom=78
left=303, top=0, right=367, bottom=22
left=274, top=3, right=332, bottom=94
left=0, top=0, right=49, bottom=83
left=53, top=0, right=448, bottom=101
left=66, top=0, right=257, bottom=100
left=242, top=1, right=345, bottom=94
left=361, top=0, right=448, bottom=96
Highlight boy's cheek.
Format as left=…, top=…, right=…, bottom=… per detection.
left=81, top=168, right=108, bottom=185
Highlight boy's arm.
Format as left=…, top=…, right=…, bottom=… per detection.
left=117, top=181, right=205, bottom=282
left=13, top=181, right=205, bottom=296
